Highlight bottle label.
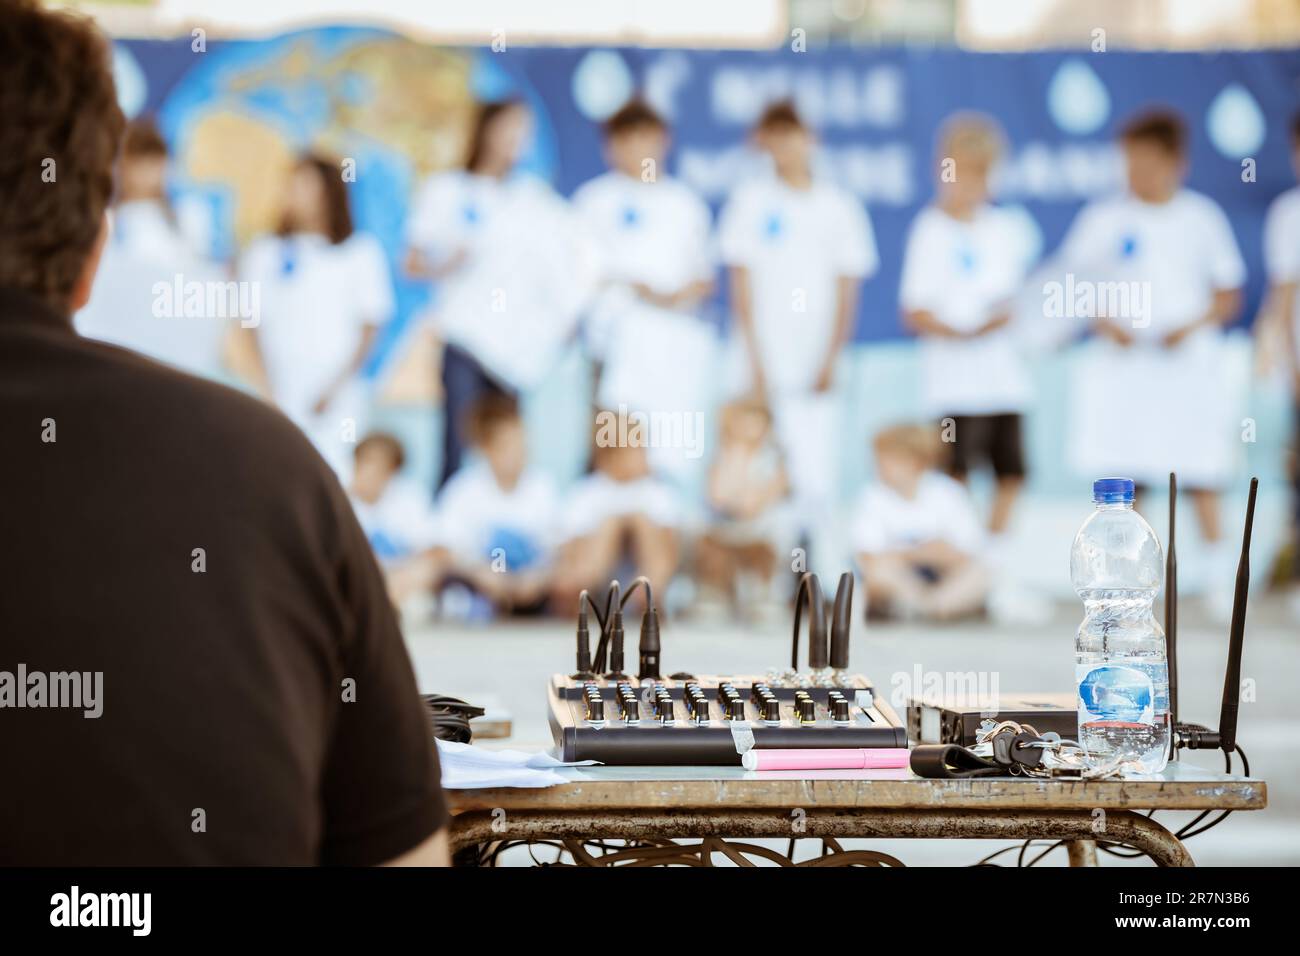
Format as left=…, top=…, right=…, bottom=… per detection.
left=1076, top=664, right=1155, bottom=726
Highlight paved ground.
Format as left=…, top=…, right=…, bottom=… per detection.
left=405, top=596, right=1298, bottom=866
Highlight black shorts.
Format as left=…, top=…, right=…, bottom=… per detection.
left=944, top=413, right=1026, bottom=480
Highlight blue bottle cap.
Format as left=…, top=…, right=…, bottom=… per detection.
left=1093, top=477, right=1135, bottom=504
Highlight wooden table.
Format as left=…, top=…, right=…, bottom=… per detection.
left=447, top=763, right=1266, bottom=867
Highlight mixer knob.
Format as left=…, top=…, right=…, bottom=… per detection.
left=832, top=698, right=851, bottom=723
left=586, top=697, right=605, bottom=723
left=762, top=698, right=782, bottom=724
left=623, top=699, right=640, bottom=723
left=726, top=698, right=746, bottom=721
left=798, top=698, right=817, bottom=724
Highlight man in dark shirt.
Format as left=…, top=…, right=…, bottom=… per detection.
left=0, top=0, right=448, bottom=865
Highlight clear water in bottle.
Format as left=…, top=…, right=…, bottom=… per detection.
left=1070, top=477, right=1170, bottom=774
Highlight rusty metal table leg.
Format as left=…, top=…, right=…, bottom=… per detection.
left=450, top=807, right=1193, bottom=867
left=1067, top=839, right=1099, bottom=867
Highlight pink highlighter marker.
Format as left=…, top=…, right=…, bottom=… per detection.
left=741, top=748, right=911, bottom=772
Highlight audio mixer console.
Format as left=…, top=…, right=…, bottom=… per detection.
left=547, top=571, right=907, bottom=766
left=549, top=671, right=907, bottom=765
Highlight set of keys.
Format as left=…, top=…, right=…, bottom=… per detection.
left=973, top=719, right=1126, bottom=779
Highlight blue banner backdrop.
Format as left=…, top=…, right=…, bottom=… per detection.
left=114, top=32, right=1300, bottom=373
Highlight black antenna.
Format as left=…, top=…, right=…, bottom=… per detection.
left=829, top=572, right=853, bottom=670
left=1165, top=473, right=1179, bottom=751
left=1177, top=477, right=1257, bottom=754
left=791, top=573, right=826, bottom=670
left=1217, top=477, right=1257, bottom=754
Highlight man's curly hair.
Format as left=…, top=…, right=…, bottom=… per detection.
left=0, top=0, right=125, bottom=307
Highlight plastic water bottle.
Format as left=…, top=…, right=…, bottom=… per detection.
left=1070, top=477, right=1169, bottom=773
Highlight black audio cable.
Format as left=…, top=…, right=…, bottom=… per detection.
left=589, top=576, right=661, bottom=679
left=790, top=572, right=827, bottom=671
left=573, top=589, right=599, bottom=679
left=973, top=744, right=1252, bottom=866
left=591, top=580, right=620, bottom=674
left=421, top=694, right=485, bottom=744
left=619, top=575, right=660, bottom=680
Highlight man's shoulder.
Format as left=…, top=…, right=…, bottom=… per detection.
left=74, top=336, right=333, bottom=482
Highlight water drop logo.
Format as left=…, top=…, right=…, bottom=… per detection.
left=571, top=50, right=634, bottom=122
left=1047, top=60, right=1110, bottom=136
left=1206, top=84, right=1266, bottom=159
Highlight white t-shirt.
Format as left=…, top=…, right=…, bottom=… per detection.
left=406, top=170, right=596, bottom=390
left=560, top=472, right=681, bottom=541
left=350, top=476, right=441, bottom=565
left=240, top=231, right=393, bottom=421
left=1055, top=189, right=1246, bottom=340
left=572, top=171, right=719, bottom=463
left=900, top=204, right=1040, bottom=415
left=850, top=472, right=984, bottom=557
left=1057, top=189, right=1246, bottom=488
left=1264, top=185, right=1300, bottom=365
left=76, top=200, right=229, bottom=379
left=719, top=176, right=878, bottom=393
left=435, top=461, right=560, bottom=570
left=572, top=171, right=714, bottom=352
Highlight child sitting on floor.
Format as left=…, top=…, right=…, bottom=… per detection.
left=695, top=399, right=792, bottom=620
left=551, top=421, right=681, bottom=609
left=436, top=394, right=560, bottom=616
left=348, top=432, right=443, bottom=605
left=851, top=423, right=989, bottom=621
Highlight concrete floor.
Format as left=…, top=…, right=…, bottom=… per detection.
left=406, top=596, right=1299, bottom=866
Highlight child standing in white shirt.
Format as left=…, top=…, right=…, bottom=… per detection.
left=900, top=114, right=1040, bottom=539
left=242, top=154, right=394, bottom=476
left=404, top=99, right=593, bottom=490
left=852, top=424, right=988, bottom=621
left=572, top=99, right=716, bottom=484
left=1260, top=111, right=1300, bottom=618
left=1055, top=110, right=1246, bottom=614
left=76, top=119, right=228, bottom=379
left=718, top=100, right=878, bottom=586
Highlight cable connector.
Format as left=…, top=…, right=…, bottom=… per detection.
left=607, top=607, right=627, bottom=680
left=638, top=606, right=661, bottom=680
left=572, top=590, right=594, bottom=680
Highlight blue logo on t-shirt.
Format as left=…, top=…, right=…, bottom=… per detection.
left=486, top=527, right=540, bottom=571
left=279, top=244, right=297, bottom=277
left=621, top=205, right=641, bottom=227
left=369, top=530, right=409, bottom=562
left=763, top=213, right=783, bottom=239
left=1119, top=234, right=1138, bottom=259
left=462, top=202, right=480, bottom=225
left=957, top=246, right=977, bottom=273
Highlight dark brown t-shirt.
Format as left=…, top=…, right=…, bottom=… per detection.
left=0, top=287, right=447, bottom=865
